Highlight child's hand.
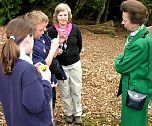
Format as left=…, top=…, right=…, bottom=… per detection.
left=35, top=62, right=51, bottom=82
left=51, top=36, right=60, bottom=51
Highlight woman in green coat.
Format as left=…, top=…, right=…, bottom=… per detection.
left=115, top=0, right=152, bottom=126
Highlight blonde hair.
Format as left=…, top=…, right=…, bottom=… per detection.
left=24, top=10, right=49, bottom=27
left=53, top=3, right=72, bottom=24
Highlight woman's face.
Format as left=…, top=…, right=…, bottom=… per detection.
left=121, top=12, right=139, bottom=32
left=57, top=9, right=69, bottom=26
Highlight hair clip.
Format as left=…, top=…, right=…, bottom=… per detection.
left=10, top=36, right=16, bottom=41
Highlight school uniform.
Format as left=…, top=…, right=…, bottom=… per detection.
left=0, top=52, right=52, bottom=126
left=32, top=34, right=57, bottom=108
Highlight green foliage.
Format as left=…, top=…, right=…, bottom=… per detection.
left=0, top=0, right=62, bottom=25
left=142, top=0, right=152, bottom=25
left=146, top=2, right=152, bottom=25
left=0, top=0, right=22, bottom=25
left=90, top=0, right=106, bottom=10
left=2, top=0, right=151, bottom=26
left=23, top=0, right=61, bottom=23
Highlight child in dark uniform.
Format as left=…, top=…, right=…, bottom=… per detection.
left=0, top=17, right=53, bottom=126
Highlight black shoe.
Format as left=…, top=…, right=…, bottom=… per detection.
left=74, top=116, right=83, bottom=125
left=65, top=115, right=74, bottom=124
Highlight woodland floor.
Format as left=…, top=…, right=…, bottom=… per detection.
left=1, top=25, right=152, bottom=126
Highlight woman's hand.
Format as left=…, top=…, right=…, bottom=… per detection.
left=53, top=48, right=63, bottom=57
left=59, top=29, right=67, bottom=44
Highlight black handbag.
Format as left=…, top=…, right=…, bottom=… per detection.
left=126, top=31, right=150, bottom=111
left=126, top=90, right=147, bottom=110
left=50, top=58, right=67, bottom=80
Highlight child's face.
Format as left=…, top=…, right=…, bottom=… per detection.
left=34, top=22, right=47, bottom=39
left=24, top=34, right=34, bottom=55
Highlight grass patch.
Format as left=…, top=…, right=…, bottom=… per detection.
left=83, top=117, right=97, bottom=126
left=82, top=116, right=120, bottom=126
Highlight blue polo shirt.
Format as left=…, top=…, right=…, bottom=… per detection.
left=32, top=34, right=57, bottom=84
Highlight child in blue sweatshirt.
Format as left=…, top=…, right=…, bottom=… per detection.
left=0, top=17, right=58, bottom=126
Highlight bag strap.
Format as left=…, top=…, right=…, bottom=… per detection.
left=142, top=31, right=150, bottom=94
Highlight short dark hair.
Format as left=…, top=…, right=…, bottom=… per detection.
left=120, top=0, right=149, bottom=25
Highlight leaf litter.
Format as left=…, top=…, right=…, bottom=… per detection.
left=0, top=26, right=152, bottom=126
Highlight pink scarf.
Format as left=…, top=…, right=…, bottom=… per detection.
left=54, top=23, right=72, bottom=40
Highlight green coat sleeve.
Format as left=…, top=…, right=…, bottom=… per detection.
left=115, top=38, right=147, bottom=74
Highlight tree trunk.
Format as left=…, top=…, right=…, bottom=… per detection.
left=103, top=0, right=110, bottom=23
left=95, top=0, right=107, bottom=24
left=73, top=0, right=87, bottom=17
left=80, top=20, right=115, bottom=34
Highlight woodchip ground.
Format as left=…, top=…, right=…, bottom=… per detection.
left=0, top=26, right=152, bottom=126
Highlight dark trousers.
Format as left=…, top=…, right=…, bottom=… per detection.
left=52, top=87, right=56, bottom=109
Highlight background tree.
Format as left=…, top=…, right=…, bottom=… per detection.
left=0, top=0, right=152, bottom=26
left=95, top=0, right=107, bottom=24
left=73, top=0, right=87, bottom=18
left=141, top=0, right=152, bottom=25
left=0, top=0, right=22, bottom=25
